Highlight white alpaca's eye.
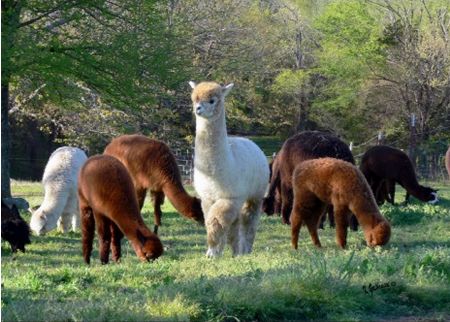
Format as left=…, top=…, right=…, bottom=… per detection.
left=209, top=98, right=215, bottom=104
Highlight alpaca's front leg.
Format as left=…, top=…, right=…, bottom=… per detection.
left=205, top=199, right=241, bottom=257
left=72, top=212, right=80, bottom=232
left=334, top=206, right=350, bottom=249
left=58, top=212, right=72, bottom=233
left=227, top=219, right=241, bottom=256
left=240, top=199, right=262, bottom=254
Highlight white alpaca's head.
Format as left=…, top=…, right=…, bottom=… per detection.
left=30, top=208, right=57, bottom=235
left=189, top=81, right=233, bottom=120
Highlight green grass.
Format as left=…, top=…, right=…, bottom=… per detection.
left=248, top=136, right=284, bottom=157
left=2, top=182, right=450, bottom=321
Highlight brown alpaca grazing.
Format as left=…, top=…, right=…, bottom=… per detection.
left=360, top=145, right=438, bottom=205
left=291, top=158, right=391, bottom=249
left=78, top=155, right=163, bottom=264
left=263, top=131, right=358, bottom=230
left=104, top=134, right=204, bottom=234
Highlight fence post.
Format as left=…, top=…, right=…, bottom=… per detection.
left=409, top=113, right=417, bottom=170
left=377, top=131, right=384, bottom=145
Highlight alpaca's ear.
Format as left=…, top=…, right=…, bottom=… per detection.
left=222, top=83, right=234, bottom=97
left=136, top=229, right=147, bottom=246
left=189, top=81, right=196, bottom=89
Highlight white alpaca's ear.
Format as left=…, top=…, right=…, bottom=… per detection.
left=189, top=81, right=196, bottom=89
left=222, top=83, right=234, bottom=97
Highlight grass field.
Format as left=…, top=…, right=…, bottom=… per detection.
left=2, top=181, right=450, bottom=321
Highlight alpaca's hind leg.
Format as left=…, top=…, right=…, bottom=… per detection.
left=281, top=184, right=293, bottom=225
left=136, top=187, right=148, bottom=210
left=304, top=203, right=327, bottom=248
left=290, top=205, right=304, bottom=250
left=349, top=213, right=359, bottom=231
left=319, top=205, right=333, bottom=229
left=110, top=223, right=124, bottom=263
left=205, top=199, right=241, bottom=257
left=151, top=191, right=165, bottom=234
left=240, top=199, right=262, bottom=254
left=80, top=204, right=95, bottom=265
left=334, top=206, right=350, bottom=249
left=387, top=180, right=396, bottom=205
left=96, top=214, right=112, bottom=264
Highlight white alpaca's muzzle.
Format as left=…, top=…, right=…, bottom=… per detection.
left=428, top=192, right=439, bottom=204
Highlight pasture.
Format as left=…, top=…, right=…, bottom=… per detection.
left=2, top=181, right=450, bottom=321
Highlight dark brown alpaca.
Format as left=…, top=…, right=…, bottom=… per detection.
left=291, top=158, right=391, bottom=249
left=104, top=134, right=204, bottom=234
left=360, top=145, right=438, bottom=205
left=78, top=155, right=163, bottom=264
left=1, top=201, right=31, bottom=253
left=263, top=131, right=358, bottom=230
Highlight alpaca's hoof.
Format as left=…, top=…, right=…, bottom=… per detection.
left=206, top=247, right=221, bottom=258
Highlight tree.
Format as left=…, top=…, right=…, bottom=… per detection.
left=2, top=0, right=184, bottom=196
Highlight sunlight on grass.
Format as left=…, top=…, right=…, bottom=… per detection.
left=2, top=180, right=450, bottom=321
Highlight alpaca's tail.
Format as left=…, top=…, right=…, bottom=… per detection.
left=263, top=166, right=281, bottom=216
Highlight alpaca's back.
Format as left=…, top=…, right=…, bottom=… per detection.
left=78, top=155, right=142, bottom=225
left=280, top=131, right=354, bottom=188
left=293, top=158, right=376, bottom=212
left=104, top=135, right=182, bottom=190
left=360, top=145, right=416, bottom=185
left=43, top=147, right=87, bottom=190
left=194, top=137, right=269, bottom=200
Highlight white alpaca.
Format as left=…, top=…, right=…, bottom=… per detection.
left=30, top=147, right=87, bottom=235
left=189, top=81, right=270, bottom=257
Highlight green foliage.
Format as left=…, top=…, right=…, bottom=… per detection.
left=313, top=0, right=384, bottom=112
left=2, top=181, right=450, bottom=321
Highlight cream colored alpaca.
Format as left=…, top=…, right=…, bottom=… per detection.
left=189, top=81, right=269, bottom=257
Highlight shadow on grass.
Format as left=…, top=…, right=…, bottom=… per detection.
left=146, top=261, right=449, bottom=322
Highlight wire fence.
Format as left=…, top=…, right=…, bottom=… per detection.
left=9, top=136, right=449, bottom=201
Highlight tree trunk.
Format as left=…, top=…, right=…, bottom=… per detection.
left=2, top=83, right=11, bottom=198
left=2, top=1, right=22, bottom=198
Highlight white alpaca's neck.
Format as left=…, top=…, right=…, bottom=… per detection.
left=195, top=107, right=230, bottom=170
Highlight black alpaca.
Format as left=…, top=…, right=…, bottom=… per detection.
left=1, top=201, right=31, bottom=253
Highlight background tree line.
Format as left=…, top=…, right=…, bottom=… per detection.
left=2, top=0, right=450, bottom=196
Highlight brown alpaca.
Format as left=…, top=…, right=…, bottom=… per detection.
left=263, top=131, right=358, bottom=230
left=78, top=155, right=163, bottom=264
left=104, top=134, right=204, bottom=234
left=360, top=145, right=438, bottom=205
left=446, top=147, right=450, bottom=181
left=291, top=158, right=391, bottom=249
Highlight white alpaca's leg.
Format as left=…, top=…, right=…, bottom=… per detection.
left=65, top=190, right=80, bottom=232
left=205, top=199, right=241, bottom=257
left=227, top=219, right=241, bottom=256
left=58, top=190, right=78, bottom=233
left=240, top=198, right=262, bottom=254
left=72, top=212, right=80, bottom=232
left=58, top=212, right=72, bottom=233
